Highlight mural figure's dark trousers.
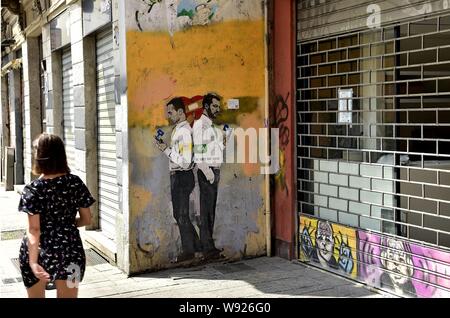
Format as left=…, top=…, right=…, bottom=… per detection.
left=198, top=168, right=221, bottom=253
left=170, top=170, right=200, bottom=257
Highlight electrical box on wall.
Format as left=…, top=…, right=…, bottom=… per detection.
left=227, top=99, right=239, bottom=110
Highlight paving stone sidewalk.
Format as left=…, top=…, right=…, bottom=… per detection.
left=0, top=237, right=389, bottom=298
left=1, top=186, right=388, bottom=298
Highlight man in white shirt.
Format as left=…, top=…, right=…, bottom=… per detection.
left=193, top=93, right=225, bottom=259
left=155, top=97, right=200, bottom=262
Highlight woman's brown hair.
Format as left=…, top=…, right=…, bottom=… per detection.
left=32, top=133, right=70, bottom=175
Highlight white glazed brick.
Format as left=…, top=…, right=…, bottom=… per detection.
left=360, top=216, right=381, bottom=231
left=372, top=179, right=394, bottom=192
left=329, top=198, right=348, bottom=211
left=320, top=160, right=338, bottom=173
left=338, top=212, right=359, bottom=227
left=339, top=162, right=360, bottom=175
left=319, top=208, right=338, bottom=222
left=339, top=187, right=359, bottom=201
left=360, top=190, right=383, bottom=205
left=383, top=194, right=395, bottom=207
left=371, top=206, right=383, bottom=218
left=314, top=159, right=320, bottom=171
left=314, top=195, right=328, bottom=208
left=329, top=173, right=348, bottom=186
left=360, top=164, right=383, bottom=178
left=349, top=176, right=371, bottom=189
left=349, top=201, right=371, bottom=216
left=384, top=166, right=395, bottom=179
left=314, top=171, right=328, bottom=184
left=320, top=184, right=338, bottom=197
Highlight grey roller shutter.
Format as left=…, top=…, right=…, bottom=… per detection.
left=62, top=47, right=75, bottom=171
left=96, top=27, right=118, bottom=241
left=298, top=0, right=450, bottom=41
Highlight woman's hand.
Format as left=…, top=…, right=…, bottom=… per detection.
left=30, top=263, right=50, bottom=282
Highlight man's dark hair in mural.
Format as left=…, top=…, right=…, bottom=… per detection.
left=193, top=92, right=224, bottom=260
left=379, top=237, right=417, bottom=297
left=154, top=97, right=201, bottom=262
left=202, top=93, right=222, bottom=119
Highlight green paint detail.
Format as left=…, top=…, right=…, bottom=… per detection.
left=178, top=9, right=194, bottom=19
left=194, top=144, right=208, bottom=154
left=215, top=97, right=260, bottom=125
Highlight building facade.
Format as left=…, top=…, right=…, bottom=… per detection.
left=1, top=0, right=270, bottom=276
left=295, top=0, right=450, bottom=298
left=1, top=0, right=450, bottom=298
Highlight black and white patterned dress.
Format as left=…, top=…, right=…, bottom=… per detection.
left=18, top=174, right=95, bottom=288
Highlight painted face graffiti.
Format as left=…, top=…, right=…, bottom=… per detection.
left=316, top=221, right=335, bottom=263
left=381, top=239, right=415, bottom=288
left=193, top=3, right=213, bottom=25
left=167, top=103, right=183, bottom=125
left=206, top=97, right=221, bottom=119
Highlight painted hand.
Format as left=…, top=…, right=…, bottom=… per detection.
left=30, top=263, right=50, bottom=282
left=205, top=167, right=215, bottom=184
left=154, top=139, right=168, bottom=152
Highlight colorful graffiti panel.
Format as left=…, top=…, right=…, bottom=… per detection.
left=358, top=231, right=450, bottom=298
left=299, top=216, right=358, bottom=277
left=300, top=216, right=450, bottom=297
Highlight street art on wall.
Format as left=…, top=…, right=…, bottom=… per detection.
left=358, top=231, right=450, bottom=298
left=299, top=216, right=450, bottom=298
left=272, top=93, right=290, bottom=196
left=300, top=216, right=357, bottom=277
left=153, top=93, right=226, bottom=262
left=126, top=0, right=266, bottom=272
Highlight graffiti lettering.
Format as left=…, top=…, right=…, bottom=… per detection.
left=272, top=93, right=290, bottom=195
left=135, top=0, right=163, bottom=31
left=273, top=93, right=290, bottom=148
left=300, top=222, right=314, bottom=258
left=336, top=231, right=354, bottom=274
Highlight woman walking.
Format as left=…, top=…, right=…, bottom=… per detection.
left=18, top=133, right=95, bottom=298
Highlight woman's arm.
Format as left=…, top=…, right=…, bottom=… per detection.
left=27, top=214, right=50, bottom=281
left=76, top=207, right=92, bottom=227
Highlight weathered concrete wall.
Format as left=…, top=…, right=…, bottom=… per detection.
left=125, top=0, right=268, bottom=273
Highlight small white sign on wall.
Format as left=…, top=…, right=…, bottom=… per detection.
left=338, top=88, right=353, bottom=124
left=228, top=99, right=240, bottom=110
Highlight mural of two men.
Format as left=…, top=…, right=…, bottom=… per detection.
left=154, top=93, right=225, bottom=262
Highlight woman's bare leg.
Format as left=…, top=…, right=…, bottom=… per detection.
left=55, top=280, right=78, bottom=298
left=26, top=280, right=47, bottom=298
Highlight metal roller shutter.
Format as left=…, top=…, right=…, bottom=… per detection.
left=96, top=27, right=118, bottom=241
left=62, top=48, right=75, bottom=171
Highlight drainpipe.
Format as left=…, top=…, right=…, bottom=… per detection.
left=264, top=0, right=271, bottom=258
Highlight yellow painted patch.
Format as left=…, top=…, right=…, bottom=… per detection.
left=127, top=20, right=265, bottom=128
left=130, top=186, right=153, bottom=219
